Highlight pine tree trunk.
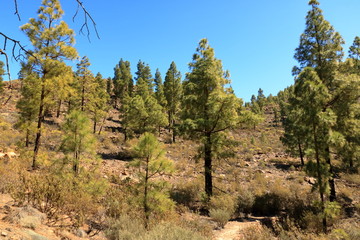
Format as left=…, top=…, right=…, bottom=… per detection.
left=168, top=111, right=172, bottom=133
left=144, top=156, right=150, bottom=229
left=73, top=151, right=78, bottom=175
left=56, top=99, right=62, bottom=118
left=68, top=100, right=71, bottom=113
left=172, top=127, right=176, bottom=143
left=93, top=120, right=97, bottom=134
left=98, top=115, right=107, bottom=135
left=326, top=147, right=336, bottom=202
left=349, top=158, right=354, bottom=169
left=298, top=140, right=304, bottom=166
left=204, top=132, right=213, bottom=198
left=25, top=128, right=30, bottom=148
left=73, top=129, right=80, bottom=176
left=32, top=84, right=45, bottom=170
left=124, top=131, right=128, bottom=142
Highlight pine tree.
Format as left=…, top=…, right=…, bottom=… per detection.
left=131, top=133, right=174, bottom=228
left=16, top=65, right=40, bottom=147
left=294, top=67, right=335, bottom=233
left=113, top=59, right=133, bottom=108
left=334, top=40, right=360, bottom=170
left=279, top=86, right=308, bottom=167
left=124, top=95, right=167, bottom=136
left=349, top=36, right=360, bottom=61
left=293, top=0, right=345, bottom=203
left=89, top=73, right=110, bottom=133
left=257, top=88, right=266, bottom=112
left=164, top=61, right=182, bottom=143
left=60, top=110, right=96, bottom=176
left=106, top=77, right=113, bottom=98
left=154, top=68, right=166, bottom=107
left=250, top=94, right=261, bottom=115
left=135, top=60, right=153, bottom=99
left=294, top=0, right=344, bottom=88
left=21, top=0, right=78, bottom=169
left=182, top=39, right=240, bottom=197
left=74, top=56, right=94, bottom=112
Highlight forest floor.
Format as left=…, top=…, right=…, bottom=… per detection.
left=0, top=82, right=359, bottom=240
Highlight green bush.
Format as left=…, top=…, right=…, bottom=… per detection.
left=105, top=215, right=145, bottom=240
left=170, top=179, right=202, bottom=210
left=252, top=193, right=283, bottom=216
left=12, top=169, right=107, bottom=227
left=209, top=208, right=231, bottom=229
left=236, top=187, right=255, bottom=217
left=209, top=194, right=236, bottom=215
left=208, top=194, right=236, bottom=228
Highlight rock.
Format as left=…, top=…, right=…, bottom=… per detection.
left=1, top=231, right=8, bottom=237
left=4, top=205, right=46, bottom=229
left=24, top=229, right=50, bottom=240
left=74, top=228, right=87, bottom=238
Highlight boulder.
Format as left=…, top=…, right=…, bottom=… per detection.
left=4, top=205, right=46, bottom=229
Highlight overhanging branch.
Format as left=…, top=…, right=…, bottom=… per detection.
left=73, top=0, right=100, bottom=40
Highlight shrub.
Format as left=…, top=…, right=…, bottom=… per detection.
left=144, top=223, right=208, bottom=240
left=105, top=215, right=145, bottom=240
left=300, top=211, right=324, bottom=233
left=209, top=194, right=236, bottom=214
left=12, top=169, right=107, bottom=227
left=170, top=178, right=202, bottom=210
left=240, top=225, right=276, bottom=240
left=208, top=194, right=236, bottom=228
left=105, top=218, right=209, bottom=240
left=236, top=187, right=255, bottom=217
left=209, top=208, right=231, bottom=229
left=252, top=193, right=282, bottom=216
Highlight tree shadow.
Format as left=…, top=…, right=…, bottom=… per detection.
left=99, top=150, right=133, bottom=161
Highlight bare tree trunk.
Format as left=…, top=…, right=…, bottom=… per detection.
left=298, top=140, right=304, bottom=166
left=93, top=119, right=97, bottom=134
left=144, top=156, right=150, bottom=229
left=25, top=128, right=30, bottom=147
left=98, top=115, right=107, bottom=135
left=56, top=99, right=62, bottom=118
left=326, top=147, right=336, bottom=202
left=204, top=132, right=213, bottom=198
left=33, top=84, right=45, bottom=170
left=172, top=122, right=176, bottom=143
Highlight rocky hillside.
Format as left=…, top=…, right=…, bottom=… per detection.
left=0, top=82, right=359, bottom=240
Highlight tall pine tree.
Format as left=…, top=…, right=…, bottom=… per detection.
left=113, top=59, right=133, bottom=108
left=21, top=0, right=78, bottom=169
left=164, top=61, right=182, bottom=143
left=293, top=0, right=345, bottom=202
left=182, top=39, right=240, bottom=197
left=135, top=60, right=153, bottom=99
left=154, top=68, right=166, bottom=108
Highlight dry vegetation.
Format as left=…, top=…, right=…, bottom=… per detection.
left=0, top=82, right=359, bottom=240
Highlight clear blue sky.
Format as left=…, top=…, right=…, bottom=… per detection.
left=1, top=0, right=360, bottom=101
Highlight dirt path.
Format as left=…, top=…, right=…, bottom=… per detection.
left=213, top=219, right=262, bottom=240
